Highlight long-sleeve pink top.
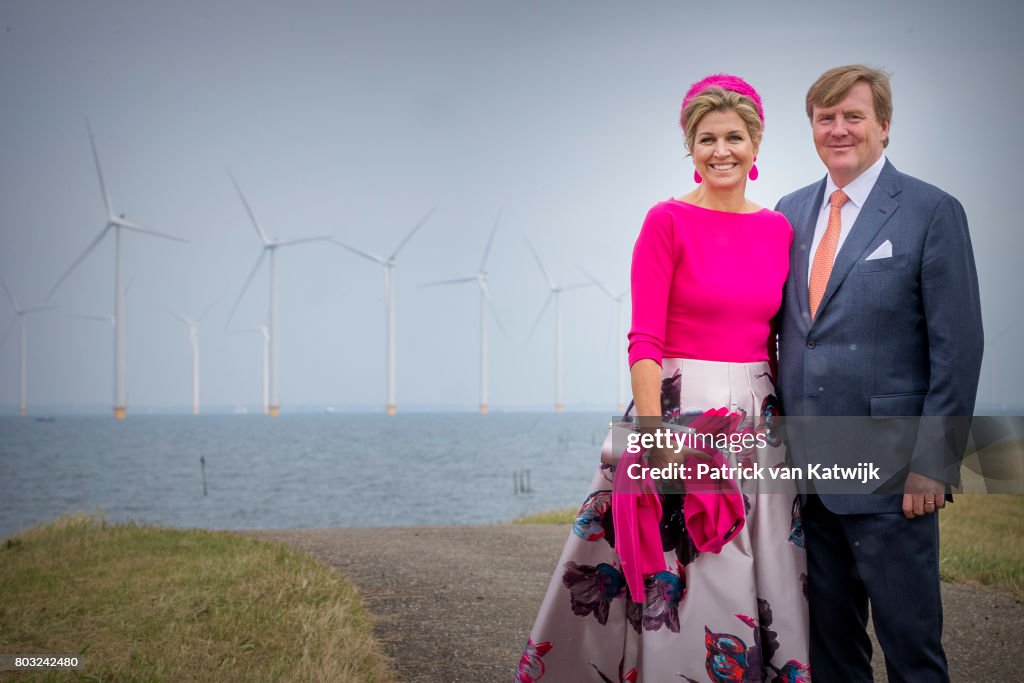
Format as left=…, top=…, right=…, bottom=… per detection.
left=627, top=200, right=793, bottom=367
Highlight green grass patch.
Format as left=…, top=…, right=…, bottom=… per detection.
left=515, top=496, right=1024, bottom=600
left=511, top=508, right=577, bottom=525
left=939, top=494, right=1024, bottom=601
left=0, top=514, right=397, bottom=681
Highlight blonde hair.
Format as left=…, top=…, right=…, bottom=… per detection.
left=681, top=87, right=763, bottom=154
left=806, top=65, right=893, bottom=147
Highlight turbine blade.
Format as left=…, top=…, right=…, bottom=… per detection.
left=275, top=235, right=332, bottom=248
left=524, top=236, right=556, bottom=289
left=22, top=305, right=59, bottom=315
left=990, top=321, right=1018, bottom=342
left=158, top=305, right=192, bottom=326
left=489, top=306, right=506, bottom=335
left=479, top=210, right=501, bottom=272
left=111, top=216, right=144, bottom=230
left=526, top=291, right=554, bottom=344
left=226, top=250, right=266, bottom=328
left=86, top=119, right=114, bottom=219
left=390, top=205, right=436, bottom=260
left=331, top=239, right=386, bottom=264
left=0, top=275, right=20, bottom=313
left=0, top=318, right=16, bottom=349
left=580, top=267, right=615, bottom=299
left=46, top=225, right=112, bottom=301
left=120, top=222, right=188, bottom=243
left=481, top=280, right=505, bottom=334
left=420, top=276, right=476, bottom=288
left=197, top=301, right=218, bottom=323
left=228, top=170, right=271, bottom=245
left=70, top=313, right=114, bottom=324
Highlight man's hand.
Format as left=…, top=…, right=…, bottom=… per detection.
left=902, top=471, right=946, bottom=519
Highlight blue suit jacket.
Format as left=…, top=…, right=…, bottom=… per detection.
left=775, top=160, right=983, bottom=513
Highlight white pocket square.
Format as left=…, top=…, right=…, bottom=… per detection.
left=865, top=240, right=893, bottom=260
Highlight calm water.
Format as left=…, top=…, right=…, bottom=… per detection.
left=0, top=413, right=608, bottom=539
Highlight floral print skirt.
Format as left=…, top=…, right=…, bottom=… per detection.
left=516, top=358, right=810, bottom=682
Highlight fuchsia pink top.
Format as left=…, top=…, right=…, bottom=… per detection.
left=627, top=200, right=794, bottom=367
left=615, top=200, right=792, bottom=602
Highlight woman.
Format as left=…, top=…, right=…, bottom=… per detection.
left=516, top=75, right=810, bottom=682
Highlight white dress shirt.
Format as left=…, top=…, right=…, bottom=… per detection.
left=807, top=154, right=887, bottom=285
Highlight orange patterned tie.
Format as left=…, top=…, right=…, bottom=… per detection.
left=808, top=189, right=849, bottom=319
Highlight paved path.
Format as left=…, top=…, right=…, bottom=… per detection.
left=248, top=526, right=1023, bottom=683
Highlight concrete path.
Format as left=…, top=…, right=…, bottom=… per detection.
left=248, top=526, right=1023, bottom=683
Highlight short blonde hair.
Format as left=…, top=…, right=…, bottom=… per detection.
left=681, top=87, right=763, bottom=154
left=806, top=65, right=893, bottom=147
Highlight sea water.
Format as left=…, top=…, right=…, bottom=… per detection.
left=0, top=413, right=607, bottom=538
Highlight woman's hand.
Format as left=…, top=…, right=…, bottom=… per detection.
left=630, top=359, right=722, bottom=479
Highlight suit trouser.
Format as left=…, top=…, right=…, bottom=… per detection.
left=802, top=495, right=948, bottom=682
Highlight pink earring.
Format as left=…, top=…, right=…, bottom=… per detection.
left=748, top=156, right=759, bottom=181
left=693, top=169, right=702, bottom=184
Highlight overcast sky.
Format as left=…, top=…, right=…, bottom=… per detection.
left=1, top=0, right=1021, bottom=413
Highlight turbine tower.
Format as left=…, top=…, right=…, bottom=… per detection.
left=582, top=270, right=629, bottom=413
left=525, top=238, right=589, bottom=413
left=47, top=121, right=186, bottom=420
left=0, top=277, right=56, bottom=416
left=421, top=212, right=502, bottom=414
left=161, top=303, right=215, bottom=415
left=332, top=207, right=435, bottom=415
left=225, top=172, right=332, bottom=417
left=229, top=325, right=270, bottom=415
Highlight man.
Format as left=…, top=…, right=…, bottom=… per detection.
left=775, top=65, right=983, bottom=682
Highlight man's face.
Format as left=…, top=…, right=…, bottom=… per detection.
left=811, top=81, right=889, bottom=187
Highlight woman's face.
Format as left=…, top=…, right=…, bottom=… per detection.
left=691, top=109, right=757, bottom=190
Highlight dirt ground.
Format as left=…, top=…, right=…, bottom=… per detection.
left=248, top=525, right=1023, bottom=683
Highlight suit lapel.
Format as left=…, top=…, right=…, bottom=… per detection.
left=794, top=178, right=827, bottom=320
left=815, top=160, right=902, bottom=320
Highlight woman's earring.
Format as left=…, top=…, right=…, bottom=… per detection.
left=693, top=169, right=702, bottom=184
left=748, top=157, right=759, bottom=181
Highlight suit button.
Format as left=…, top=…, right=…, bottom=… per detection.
left=806, top=340, right=816, bottom=349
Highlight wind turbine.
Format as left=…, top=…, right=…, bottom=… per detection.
left=228, top=325, right=270, bottom=415
left=582, top=269, right=629, bottom=413
left=46, top=121, right=187, bottom=420
left=332, top=207, right=436, bottom=415
left=525, top=238, right=589, bottom=413
left=225, top=172, right=332, bottom=417
left=0, top=277, right=57, bottom=416
left=161, top=303, right=215, bottom=415
left=421, top=212, right=502, bottom=414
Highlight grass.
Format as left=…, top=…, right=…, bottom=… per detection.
left=0, top=514, right=397, bottom=682
left=938, top=494, right=1024, bottom=600
left=511, top=508, right=578, bottom=525
left=514, top=495, right=1024, bottom=601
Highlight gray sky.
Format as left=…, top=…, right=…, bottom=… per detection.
left=1, top=0, right=1021, bottom=413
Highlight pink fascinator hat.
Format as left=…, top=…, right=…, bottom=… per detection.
left=681, top=73, right=765, bottom=129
